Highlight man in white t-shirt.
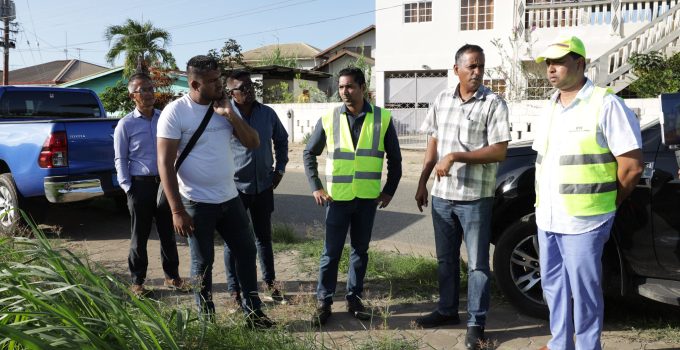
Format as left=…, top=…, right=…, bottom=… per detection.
left=533, top=36, right=643, bottom=350
left=157, top=55, right=274, bottom=328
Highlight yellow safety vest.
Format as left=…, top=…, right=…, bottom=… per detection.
left=321, top=105, right=391, bottom=201
left=535, top=86, right=617, bottom=216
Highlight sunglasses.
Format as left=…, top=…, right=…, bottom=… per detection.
left=132, top=87, right=155, bottom=94
left=229, top=83, right=253, bottom=93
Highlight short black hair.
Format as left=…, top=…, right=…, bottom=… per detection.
left=455, top=44, right=484, bottom=65
left=127, top=73, right=152, bottom=93
left=337, top=66, right=366, bottom=86
left=227, top=70, right=251, bottom=84
left=187, top=55, right=219, bottom=79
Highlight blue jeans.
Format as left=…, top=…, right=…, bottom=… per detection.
left=182, top=195, right=261, bottom=315
left=431, top=196, right=493, bottom=327
left=538, top=218, right=613, bottom=350
left=225, top=188, right=276, bottom=292
left=316, top=198, right=378, bottom=304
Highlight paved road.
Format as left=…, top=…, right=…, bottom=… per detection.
left=273, top=169, right=438, bottom=255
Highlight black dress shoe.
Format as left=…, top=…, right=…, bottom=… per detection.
left=346, top=297, right=372, bottom=320
left=246, top=309, right=276, bottom=329
left=414, top=310, right=461, bottom=328
left=311, top=301, right=332, bottom=327
left=465, top=325, right=486, bottom=350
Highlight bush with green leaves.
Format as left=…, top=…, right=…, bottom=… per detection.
left=628, top=51, right=680, bottom=97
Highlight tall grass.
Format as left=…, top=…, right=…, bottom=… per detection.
left=0, top=216, right=180, bottom=349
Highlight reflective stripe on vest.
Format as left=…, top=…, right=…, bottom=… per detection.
left=535, top=86, right=617, bottom=216
left=321, top=105, right=390, bottom=200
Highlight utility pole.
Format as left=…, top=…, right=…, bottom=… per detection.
left=0, top=0, right=16, bottom=85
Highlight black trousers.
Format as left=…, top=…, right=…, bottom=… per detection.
left=225, top=187, right=276, bottom=292
left=127, top=178, right=180, bottom=285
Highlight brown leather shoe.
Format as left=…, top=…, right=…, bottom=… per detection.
left=538, top=346, right=549, bottom=350
left=130, top=284, right=151, bottom=297
left=164, top=278, right=191, bottom=292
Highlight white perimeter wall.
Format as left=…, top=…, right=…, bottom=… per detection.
left=266, top=98, right=661, bottom=144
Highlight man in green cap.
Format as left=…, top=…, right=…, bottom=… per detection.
left=532, top=35, right=643, bottom=350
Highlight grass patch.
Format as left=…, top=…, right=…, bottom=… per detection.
left=294, top=240, right=456, bottom=298
left=356, top=336, right=419, bottom=350
left=272, top=223, right=305, bottom=253
left=604, top=296, right=680, bottom=343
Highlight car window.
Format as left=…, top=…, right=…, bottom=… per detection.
left=0, top=90, right=101, bottom=119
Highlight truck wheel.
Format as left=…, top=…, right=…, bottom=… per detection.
left=493, top=213, right=549, bottom=319
left=0, top=173, right=22, bottom=234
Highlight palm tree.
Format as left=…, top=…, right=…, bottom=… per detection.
left=104, top=19, right=174, bottom=76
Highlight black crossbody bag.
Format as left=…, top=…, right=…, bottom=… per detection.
left=157, top=102, right=214, bottom=210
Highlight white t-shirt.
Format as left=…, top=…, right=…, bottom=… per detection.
left=157, top=94, right=238, bottom=204
left=532, top=80, right=642, bottom=234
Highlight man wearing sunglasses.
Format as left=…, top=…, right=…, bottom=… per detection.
left=224, top=70, right=289, bottom=306
left=113, top=73, right=189, bottom=297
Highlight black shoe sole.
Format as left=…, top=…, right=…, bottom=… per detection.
left=414, top=318, right=461, bottom=328
left=350, top=311, right=372, bottom=321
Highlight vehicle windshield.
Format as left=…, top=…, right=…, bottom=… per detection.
left=0, top=90, right=101, bottom=119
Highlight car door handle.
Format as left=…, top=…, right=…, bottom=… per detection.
left=638, top=162, right=655, bottom=188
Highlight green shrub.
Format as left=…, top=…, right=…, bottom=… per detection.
left=0, top=216, right=179, bottom=349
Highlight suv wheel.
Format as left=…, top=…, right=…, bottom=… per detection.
left=0, top=173, right=21, bottom=234
left=493, top=213, right=549, bottom=319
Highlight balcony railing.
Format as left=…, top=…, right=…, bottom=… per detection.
left=525, top=0, right=677, bottom=29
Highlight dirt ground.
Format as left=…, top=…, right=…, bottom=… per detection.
left=38, top=144, right=680, bottom=350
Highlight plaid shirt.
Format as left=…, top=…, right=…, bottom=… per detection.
left=421, top=84, right=511, bottom=201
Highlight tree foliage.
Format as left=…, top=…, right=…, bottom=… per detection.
left=208, top=38, right=248, bottom=75
left=628, top=51, right=680, bottom=98
left=263, top=82, right=294, bottom=103
left=100, top=68, right=177, bottom=115
left=100, top=80, right=133, bottom=115
left=104, top=19, right=175, bottom=76
left=261, top=46, right=298, bottom=68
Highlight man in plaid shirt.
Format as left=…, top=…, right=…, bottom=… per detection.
left=414, top=44, right=511, bottom=350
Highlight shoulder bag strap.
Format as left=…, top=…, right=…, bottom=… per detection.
left=174, top=102, right=214, bottom=172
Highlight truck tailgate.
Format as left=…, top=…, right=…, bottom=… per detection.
left=62, top=118, right=120, bottom=173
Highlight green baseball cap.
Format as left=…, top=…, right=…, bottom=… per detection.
left=535, top=35, right=586, bottom=63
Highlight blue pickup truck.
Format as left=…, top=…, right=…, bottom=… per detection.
left=0, top=86, right=121, bottom=233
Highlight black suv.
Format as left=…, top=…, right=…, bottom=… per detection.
left=491, top=121, right=680, bottom=318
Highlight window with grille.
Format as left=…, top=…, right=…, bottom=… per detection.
left=404, top=2, right=432, bottom=23
left=526, top=78, right=553, bottom=100
left=461, top=0, right=494, bottom=31
left=483, top=79, right=506, bottom=98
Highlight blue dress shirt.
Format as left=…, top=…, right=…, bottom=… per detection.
left=231, top=102, right=289, bottom=195
left=113, top=108, right=161, bottom=193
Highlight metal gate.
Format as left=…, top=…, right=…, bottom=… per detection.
left=385, top=70, right=448, bottom=149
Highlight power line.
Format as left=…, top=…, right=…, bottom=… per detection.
left=171, top=4, right=400, bottom=47
left=58, top=0, right=318, bottom=48
left=166, top=0, right=316, bottom=31
left=23, top=0, right=40, bottom=61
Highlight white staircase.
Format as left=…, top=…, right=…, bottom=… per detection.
left=587, top=2, right=680, bottom=93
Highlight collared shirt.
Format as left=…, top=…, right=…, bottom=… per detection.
left=421, top=84, right=511, bottom=201
left=532, top=79, right=642, bottom=234
left=113, top=108, right=161, bottom=193
left=303, top=100, right=403, bottom=197
left=231, top=101, right=289, bottom=195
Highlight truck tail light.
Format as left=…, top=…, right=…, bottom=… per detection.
left=38, top=131, right=68, bottom=168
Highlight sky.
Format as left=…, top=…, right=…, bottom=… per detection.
left=7, top=0, right=379, bottom=71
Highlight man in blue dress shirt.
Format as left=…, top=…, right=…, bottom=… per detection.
left=225, top=70, right=289, bottom=304
left=113, top=73, right=188, bottom=296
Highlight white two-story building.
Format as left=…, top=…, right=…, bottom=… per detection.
left=375, top=0, right=680, bottom=146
